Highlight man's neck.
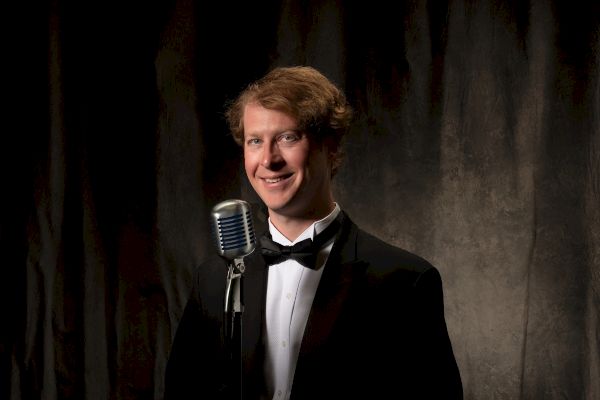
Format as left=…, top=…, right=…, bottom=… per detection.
left=269, top=202, right=336, bottom=241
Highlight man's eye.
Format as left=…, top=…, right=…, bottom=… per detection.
left=246, top=138, right=261, bottom=145
left=278, top=133, right=299, bottom=143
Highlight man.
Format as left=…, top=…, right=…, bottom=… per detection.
left=165, top=66, right=463, bottom=399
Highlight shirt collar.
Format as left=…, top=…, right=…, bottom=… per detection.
left=268, top=203, right=341, bottom=246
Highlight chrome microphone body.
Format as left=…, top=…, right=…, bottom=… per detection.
left=210, top=199, right=256, bottom=315
left=210, top=199, right=256, bottom=262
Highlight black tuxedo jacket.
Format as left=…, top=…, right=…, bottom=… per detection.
left=165, top=211, right=463, bottom=399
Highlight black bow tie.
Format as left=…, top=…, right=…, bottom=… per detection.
left=259, top=215, right=341, bottom=269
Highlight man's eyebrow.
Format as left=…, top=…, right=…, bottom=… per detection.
left=277, top=129, right=297, bottom=134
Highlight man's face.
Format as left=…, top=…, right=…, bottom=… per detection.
left=243, top=103, right=333, bottom=221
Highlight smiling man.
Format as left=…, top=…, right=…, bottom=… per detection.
left=164, top=66, right=463, bottom=400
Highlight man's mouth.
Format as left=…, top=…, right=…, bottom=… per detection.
left=265, top=177, right=283, bottom=183
left=262, top=173, right=292, bottom=184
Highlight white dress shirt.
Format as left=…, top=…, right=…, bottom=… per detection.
left=263, top=204, right=341, bottom=400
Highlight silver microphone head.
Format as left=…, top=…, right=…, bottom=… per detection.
left=210, top=199, right=256, bottom=260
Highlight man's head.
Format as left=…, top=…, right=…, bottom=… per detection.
left=225, top=66, right=353, bottom=224
left=225, top=66, right=352, bottom=175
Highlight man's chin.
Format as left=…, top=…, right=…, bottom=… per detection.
left=265, top=203, right=291, bottom=217
left=265, top=200, right=301, bottom=219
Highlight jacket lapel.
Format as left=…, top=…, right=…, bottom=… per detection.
left=293, top=212, right=368, bottom=380
left=240, top=250, right=267, bottom=396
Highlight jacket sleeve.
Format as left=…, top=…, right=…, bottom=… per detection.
left=412, top=267, right=463, bottom=399
left=164, top=263, right=230, bottom=400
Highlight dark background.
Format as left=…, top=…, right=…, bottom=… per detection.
left=2, top=0, right=599, bottom=399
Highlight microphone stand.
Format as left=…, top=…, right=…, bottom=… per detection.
left=224, top=257, right=245, bottom=400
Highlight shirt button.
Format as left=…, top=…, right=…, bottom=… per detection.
left=277, top=390, right=282, bottom=397
left=281, top=340, right=287, bottom=348
left=286, top=292, right=292, bottom=300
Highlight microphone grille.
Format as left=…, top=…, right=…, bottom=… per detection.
left=211, top=199, right=256, bottom=259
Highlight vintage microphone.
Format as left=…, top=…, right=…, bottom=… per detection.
left=210, top=199, right=256, bottom=400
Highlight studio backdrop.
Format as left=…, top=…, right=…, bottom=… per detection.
left=2, top=0, right=599, bottom=399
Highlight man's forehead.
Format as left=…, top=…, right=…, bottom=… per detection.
left=242, top=105, right=299, bottom=136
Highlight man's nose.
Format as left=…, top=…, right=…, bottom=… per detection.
left=261, top=142, right=283, bottom=168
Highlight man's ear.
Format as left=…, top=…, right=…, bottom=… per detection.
left=321, top=137, right=340, bottom=175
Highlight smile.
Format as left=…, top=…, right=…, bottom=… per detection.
left=261, top=174, right=292, bottom=184
left=265, top=177, right=283, bottom=183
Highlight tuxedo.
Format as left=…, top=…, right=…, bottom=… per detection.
left=164, top=210, right=463, bottom=399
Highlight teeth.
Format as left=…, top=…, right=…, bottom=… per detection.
left=265, top=177, right=283, bottom=183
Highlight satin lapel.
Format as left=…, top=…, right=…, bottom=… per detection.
left=295, top=212, right=367, bottom=368
left=241, top=250, right=267, bottom=387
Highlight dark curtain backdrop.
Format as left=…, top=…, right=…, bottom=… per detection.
left=2, top=0, right=599, bottom=399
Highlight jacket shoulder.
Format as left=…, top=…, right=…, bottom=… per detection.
left=354, top=226, right=436, bottom=284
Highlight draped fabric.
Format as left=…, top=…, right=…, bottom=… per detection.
left=2, top=1, right=598, bottom=399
